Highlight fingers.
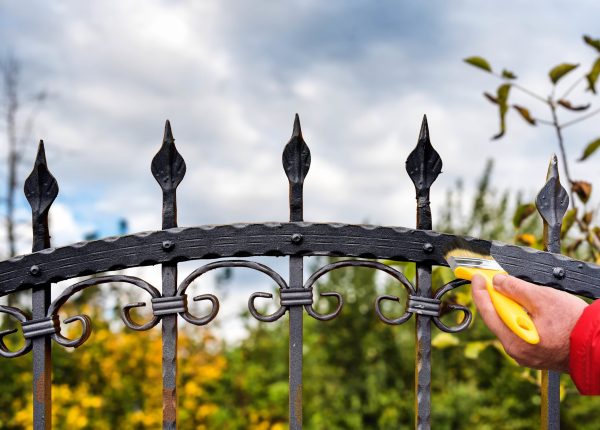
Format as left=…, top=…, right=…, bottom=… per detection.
left=492, top=274, right=537, bottom=311
left=471, top=274, right=516, bottom=345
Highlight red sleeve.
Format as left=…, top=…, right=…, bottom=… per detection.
left=570, top=300, right=600, bottom=395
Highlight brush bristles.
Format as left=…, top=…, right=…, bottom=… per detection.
left=444, top=248, right=494, bottom=261
left=444, top=248, right=503, bottom=271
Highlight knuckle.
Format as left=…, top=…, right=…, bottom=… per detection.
left=503, top=341, right=516, bottom=357
left=504, top=340, right=524, bottom=362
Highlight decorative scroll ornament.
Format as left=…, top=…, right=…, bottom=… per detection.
left=376, top=266, right=472, bottom=333
left=174, top=261, right=232, bottom=325
left=405, top=115, right=442, bottom=200
left=431, top=279, right=472, bottom=333
left=151, top=120, right=186, bottom=193
left=0, top=306, right=32, bottom=358
left=0, top=276, right=162, bottom=353
left=50, top=276, right=161, bottom=347
left=24, top=141, right=59, bottom=222
left=248, top=260, right=344, bottom=323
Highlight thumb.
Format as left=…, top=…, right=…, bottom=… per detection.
left=492, top=274, right=538, bottom=312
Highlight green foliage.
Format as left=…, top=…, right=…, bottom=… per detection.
left=465, top=34, right=600, bottom=262
left=586, top=58, right=600, bottom=93
left=583, top=35, right=600, bottom=53
left=578, top=138, right=600, bottom=161
left=549, top=63, right=579, bottom=84
left=464, top=56, right=492, bottom=73
left=501, top=69, right=517, bottom=80
left=494, top=84, right=512, bottom=139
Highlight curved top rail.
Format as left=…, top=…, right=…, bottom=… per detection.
left=1, top=222, right=599, bottom=298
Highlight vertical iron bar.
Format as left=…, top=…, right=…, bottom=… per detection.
left=536, top=155, right=568, bottom=430
left=152, top=121, right=186, bottom=429
left=283, top=114, right=310, bottom=430
left=24, top=141, right=59, bottom=430
left=289, top=258, right=303, bottom=430
left=406, top=116, right=442, bottom=430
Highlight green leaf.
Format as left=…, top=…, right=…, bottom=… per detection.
left=557, top=99, right=590, bottom=111
left=548, top=63, right=579, bottom=84
left=512, top=203, right=536, bottom=228
left=464, top=56, right=492, bottom=73
left=493, top=84, right=511, bottom=139
left=560, top=208, right=577, bottom=239
left=583, top=35, right=600, bottom=53
left=501, top=69, right=517, bottom=80
left=512, top=105, right=536, bottom=125
left=586, top=58, right=600, bottom=94
left=578, top=138, right=600, bottom=161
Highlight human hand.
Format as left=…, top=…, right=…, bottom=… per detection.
left=471, top=274, right=588, bottom=372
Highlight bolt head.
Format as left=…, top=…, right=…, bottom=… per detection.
left=423, top=243, right=434, bottom=254
left=553, top=267, right=566, bottom=279
left=29, top=265, right=41, bottom=276
left=162, top=240, right=174, bottom=251
left=291, top=233, right=303, bottom=244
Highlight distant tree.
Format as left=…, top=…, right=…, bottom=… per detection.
left=1, top=52, right=47, bottom=258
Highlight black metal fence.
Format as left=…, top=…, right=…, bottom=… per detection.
left=1, top=115, right=599, bottom=429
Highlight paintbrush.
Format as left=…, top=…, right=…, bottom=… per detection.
left=444, top=242, right=540, bottom=345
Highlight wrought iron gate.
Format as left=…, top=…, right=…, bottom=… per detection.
left=1, top=115, right=599, bottom=429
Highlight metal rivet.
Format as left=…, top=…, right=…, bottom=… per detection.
left=423, top=243, right=434, bottom=254
left=291, top=233, right=303, bottom=244
left=162, top=240, right=174, bottom=251
left=29, top=265, right=41, bottom=276
left=553, top=267, right=565, bottom=280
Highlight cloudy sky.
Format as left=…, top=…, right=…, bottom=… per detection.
left=1, top=1, right=600, bottom=338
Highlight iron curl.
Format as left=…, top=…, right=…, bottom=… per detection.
left=0, top=305, right=32, bottom=358
left=48, top=275, right=161, bottom=347
left=432, top=279, right=472, bottom=333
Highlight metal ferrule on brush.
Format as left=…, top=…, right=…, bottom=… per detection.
left=447, top=257, right=504, bottom=271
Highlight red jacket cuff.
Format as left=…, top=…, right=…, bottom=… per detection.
left=570, top=300, right=600, bottom=395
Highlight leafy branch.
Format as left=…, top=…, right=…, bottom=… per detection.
left=464, top=35, right=600, bottom=259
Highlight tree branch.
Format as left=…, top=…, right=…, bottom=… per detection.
left=561, top=106, right=600, bottom=128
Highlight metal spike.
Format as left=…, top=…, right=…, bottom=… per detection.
left=539, top=153, right=563, bottom=430
left=407, top=116, right=439, bottom=430
left=164, top=119, right=174, bottom=143
left=282, top=114, right=311, bottom=186
left=406, top=115, right=442, bottom=200
left=35, top=140, right=47, bottom=165
left=24, top=140, right=57, bottom=429
left=292, top=113, right=302, bottom=138
left=151, top=120, right=186, bottom=193
left=546, top=154, right=559, bottom=182
left=24, top=140, right=59, bottom=221
left=419, top=114, right=429, bottom=142
left=536, top=154, right=569, bottom=229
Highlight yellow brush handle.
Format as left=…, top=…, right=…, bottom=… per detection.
left=454, top=267, right=539, bottom=344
